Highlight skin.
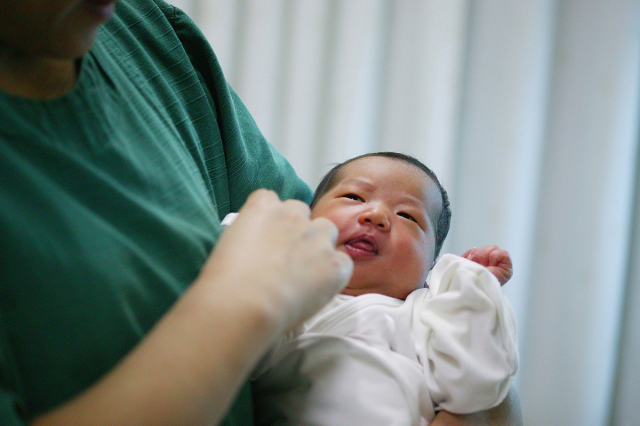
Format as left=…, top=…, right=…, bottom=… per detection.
left=0, top=0, right=117, bottom=98
left=430, top=387, right=523, bottom=426
left=463, top=245, right=513, bottom=286
left=311, top=156, right=443, bottom=300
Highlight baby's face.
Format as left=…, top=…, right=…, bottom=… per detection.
left=311, top=156, right=442, bottom=300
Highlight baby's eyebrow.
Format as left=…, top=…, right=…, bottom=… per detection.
left=396, top=194, right=427, bottom=210
left=340, top=178, right=375, bottom=191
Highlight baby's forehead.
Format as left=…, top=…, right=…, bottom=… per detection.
left=336, top=156, right=425, bottom=182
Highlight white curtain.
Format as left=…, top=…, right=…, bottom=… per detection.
left=169, top=1, right=640, bottom=425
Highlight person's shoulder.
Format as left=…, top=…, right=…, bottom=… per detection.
left=100, top=0, right=207, bottom=71
left=105, top=0, right=175, bottom=31
left=106, top=0, right=214, bottom=61
left=103, top=0, right=201, bottom=43
left=114, top=0, right=174, bottom=17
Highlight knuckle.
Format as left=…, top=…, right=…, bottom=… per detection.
left=281, top=200, right=310, bottom=221
left=246, top=189, right=278, bottom=208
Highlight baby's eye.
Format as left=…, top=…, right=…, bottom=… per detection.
left=397, top=212, right=417, bottom=223
left=342, top=193, right=364, bottom=201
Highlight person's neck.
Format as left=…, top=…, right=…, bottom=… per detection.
left=0, top=50, right=79, bottom=100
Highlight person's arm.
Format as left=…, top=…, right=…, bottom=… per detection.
left=30, top=190, right=352, bottom=426
left=430, top=386, right=523, bottom=426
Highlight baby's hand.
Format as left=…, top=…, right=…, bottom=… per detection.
left=462, top=245, right=512, bottom=286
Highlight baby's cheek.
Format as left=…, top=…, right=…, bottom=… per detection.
left=406, top=240, right=433, bottom=275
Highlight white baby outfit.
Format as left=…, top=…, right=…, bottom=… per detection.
left=252, top=254, right=518, bottom=426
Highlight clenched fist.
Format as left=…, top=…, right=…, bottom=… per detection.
left=462, top=245, right=512, bottom=286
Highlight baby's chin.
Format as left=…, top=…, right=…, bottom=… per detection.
left=340, top=283, right=418, bottom=300
left=340, top=273, right=375, bottom=295
left=340, top=287, right=369, bottom=297
left=343, top=269, right=424, bottom=298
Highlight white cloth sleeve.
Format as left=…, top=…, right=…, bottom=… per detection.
left=418, top=254, right=518, bottom=414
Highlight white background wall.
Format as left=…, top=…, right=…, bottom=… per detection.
left=169, top=1, right=640, bottom=424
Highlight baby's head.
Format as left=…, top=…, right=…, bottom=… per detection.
left=310, top=152, right=451, bottom=300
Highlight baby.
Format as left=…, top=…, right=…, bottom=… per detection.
left=246, top=152, right=518, bottom=425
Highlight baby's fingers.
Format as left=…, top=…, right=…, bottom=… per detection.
left=461, top=247, right=477, bottom=259
left=488, top=248, right=512, bottom=267
left=488, top=249, right=513, bottom=285
left=462, top=245, right=499, bottom=266
left=461, top=245, right=512, bottom=285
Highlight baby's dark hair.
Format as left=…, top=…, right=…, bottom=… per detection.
left=310, top=152, right=451, bottom=260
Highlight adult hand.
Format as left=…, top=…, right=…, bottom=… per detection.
left=461, top=245, right=513, bottom=286
left=200, top=189, right=354, bottom=334
left=430, top=386, right=523, bottom=426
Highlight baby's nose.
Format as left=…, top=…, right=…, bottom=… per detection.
left=360, top=207, right=391, bottom=230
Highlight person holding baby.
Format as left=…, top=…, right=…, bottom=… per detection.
left=0, top=0, right=522, bottom=425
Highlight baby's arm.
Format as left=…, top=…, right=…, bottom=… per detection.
left=421, top=254, right=518, bottom=416
left=461, top=245, right=512, bottom=286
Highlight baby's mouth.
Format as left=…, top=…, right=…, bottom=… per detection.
left=344, top=235, right=378, bottom=256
